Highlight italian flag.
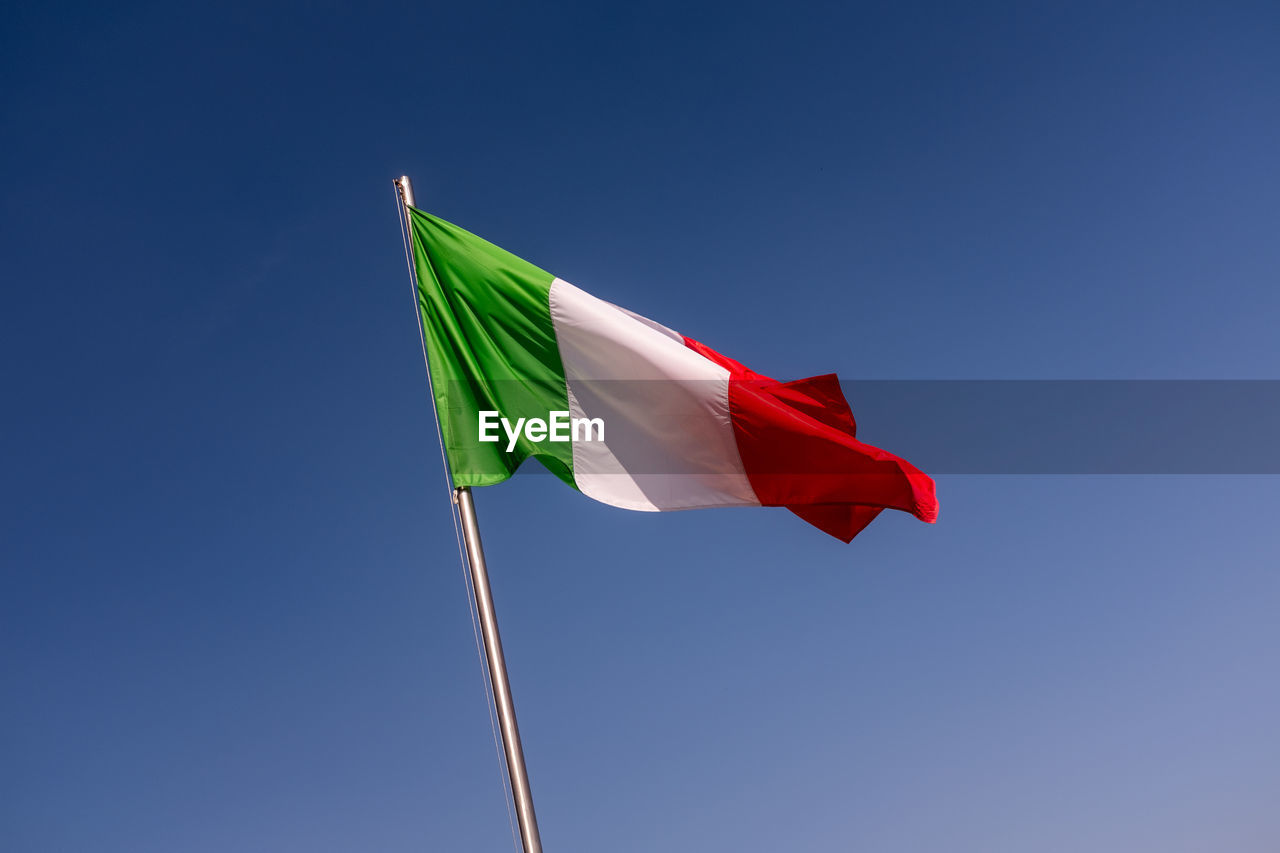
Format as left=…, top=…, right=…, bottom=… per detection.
left=408, top=207, right=937, bottom=542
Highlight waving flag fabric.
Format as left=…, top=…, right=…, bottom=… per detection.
left=408, top=207, right=937, bottom=542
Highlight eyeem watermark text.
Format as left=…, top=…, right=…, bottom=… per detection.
left=478, top=411, right=604, bottom=452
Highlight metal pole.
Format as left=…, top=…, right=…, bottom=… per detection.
left=395, top=176, right=545, bottom=853
left=455, top=486, right=544, bottom=853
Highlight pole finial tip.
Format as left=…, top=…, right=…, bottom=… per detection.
left=397, top=175, right=415, bottom=209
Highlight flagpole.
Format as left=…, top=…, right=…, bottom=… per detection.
left=395, top=176, right=545, bottom=853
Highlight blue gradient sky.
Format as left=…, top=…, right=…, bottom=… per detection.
left=3, top=2, right=1278, bottom=851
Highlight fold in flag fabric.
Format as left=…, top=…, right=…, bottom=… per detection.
left=408, top=207, right=937, bottom=542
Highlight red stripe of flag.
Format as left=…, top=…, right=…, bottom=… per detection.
left=684, top=336, right=938, bottom=542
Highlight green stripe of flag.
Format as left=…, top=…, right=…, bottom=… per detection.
left=409, top=207, right=576, bottom=488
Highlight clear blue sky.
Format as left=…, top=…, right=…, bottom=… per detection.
left=3, top=2, right=1278, bottom=851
